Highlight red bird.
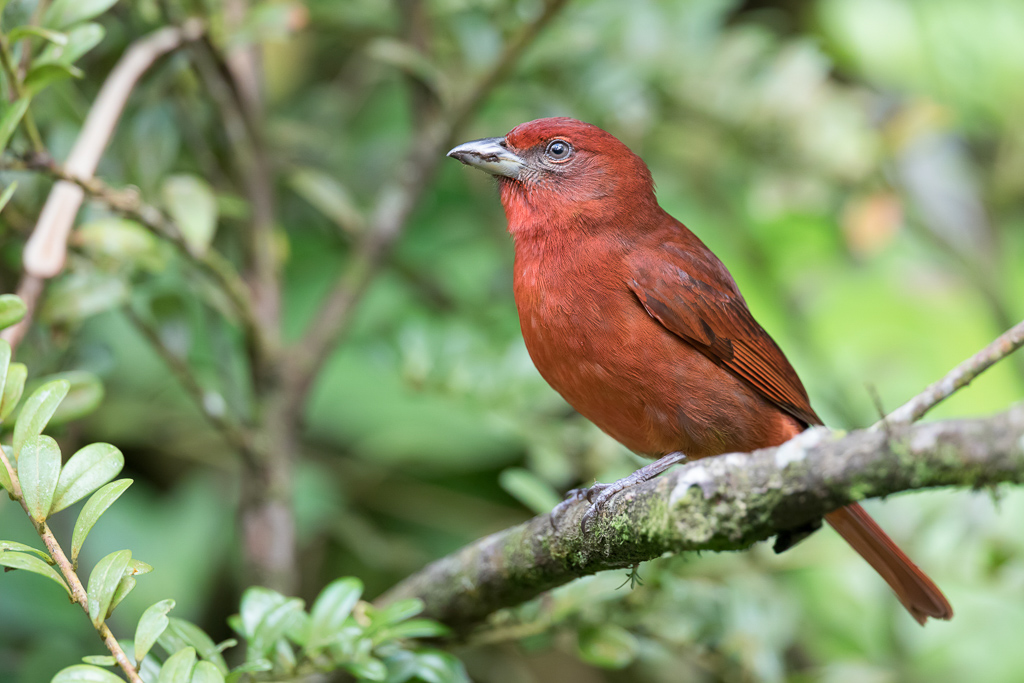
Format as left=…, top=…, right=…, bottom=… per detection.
left=448, top=117, right=953, bottom=624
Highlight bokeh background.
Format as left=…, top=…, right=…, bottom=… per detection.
left=2, top=0, right=1024, bottom=681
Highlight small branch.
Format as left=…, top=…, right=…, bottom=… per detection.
left=0, top=33, right=45, bottom=154
left=184, top=9, right=297, bottom=592
left=379, top=405, right=1024, bottom=631
left=0, top=156, right=264, bottom=360
left=35, top=521, right=143, bottom=683
left=880, top=317, right=1024, bottom=427
left=287, top=0, right=570, bottom=404
left=124, top=308, right=253, bottom=454
left=4, top=460, right=143, bottom=681
left=185, top=33, right=281, bottom=376
left=0, top=20, right=205, bottom=354
left=22, top=19, right=205, bottom=279
left=221, top=0, right=264, bottom=119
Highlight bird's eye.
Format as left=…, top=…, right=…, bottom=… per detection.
left=545, top=139, right=573, bottom=161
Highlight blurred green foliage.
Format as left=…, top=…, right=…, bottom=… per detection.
left=1, top=0, right=1023, bottom=681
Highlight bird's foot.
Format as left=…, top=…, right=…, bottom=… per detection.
left=549, top=452, right=688, bottom=533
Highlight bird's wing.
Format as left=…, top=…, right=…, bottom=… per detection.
left=626, top=233, right=822, bottom=427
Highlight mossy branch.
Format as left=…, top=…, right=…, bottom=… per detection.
left=379, top=405, right=1024, bottom=631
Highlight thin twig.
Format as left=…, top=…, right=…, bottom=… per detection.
left=22, top=19, right=205, bottom=279
left=287, top=0, right=570, bottom=404
left=878, top=317, right=1024, bottom=428
left=184, top=19, right=296, bottom=590
left=34, top=521, right=143, bottom=683
left=185, top=33, right=281, bottom=378
left=0, top=20, right=205, bottom=353
left=0, top=33, right=45, bottom=153
left=3, top=457, right=143, bottom=681
left=0, top=156, right=264, bottom=358
left=15, top=0, right=49, bottom=80
left=124, top=308, right=252, bottom=453
left=169, top=0, right=283, bottom=374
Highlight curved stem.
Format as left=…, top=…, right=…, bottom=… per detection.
left=3, top=460, right=143, bottom=681
left=880, top=317, right=1024, bottom=427
left=35, top=521, right=143, bottom=683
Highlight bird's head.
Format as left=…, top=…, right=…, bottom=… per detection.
left=447, top=117, right=657, bottom=237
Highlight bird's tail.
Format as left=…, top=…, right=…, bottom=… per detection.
left=825, top=503, right=953, bottom=625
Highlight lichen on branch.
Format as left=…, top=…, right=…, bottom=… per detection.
left=379, top=405, right=1024, bottom=631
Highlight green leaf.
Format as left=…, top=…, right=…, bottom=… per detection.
left=39, top=22, right=104, bottom=65
left=87, top=549, right=131, bottom=627
left=0, top=295, right=26, bottom=331
left=0, top=97, right=29, bottom=152
left=135, top=598, right=175, bottom=664
left=576, top=624, right=639, bottom=669
left=365, top=37, right=446, bottom=101
left=148, top=294, right=191, bottom=357
left=81, top=655, right=116, bottom=666
left=288, top=168, right=365, bottom=236
left=271, top=638, right=297, bottom=673
left=13, top=379, right=70, bottom=457
left=369, top=599, right=423, bottom=629
left=0, top=340, right=10, bottom=407
left=307, top=577, right=363, bottom=649
left=381, top=650, right=418, bottom=683
left=44, top=0, right=119, bottom=29
left=1, top=362, right=27, bottom=420
left=191, top=662, right=226, bottom=683
left=51, top=442, right=123, bottom=514
left=18, top=435, right=62, bottom=522
left=51, top=664, right=126, bottom=683
left=7, top=25, right=68, bottom=45
left=39, top=271, right=129, bottom=324
left=250, top=598, right=305, bottom=659
left=410, top=650, right=470, bottom=683
left=72, top=479, right=132, bottom=563
left=162, top=175, right=218, bottom=254
left=213, top=639, right=237, bottom=654
left=0, top=549, right=70, bottom=596
left=23, top=62, right=83, bottom=95
left=108, top=573, right=135, bottom=616
left=129, top=558, right=153, bottom=575
left=223, top=660, right=272, bottom=683
left=45, top=371, right=105, bottom=425
left=0, top=447, right=12, bottom=492
left=374, top=618, right=449, bottom=643
left=0, top=182, right=18, bottom=215
left=235, top=587, right=288, bottom=639
left=163, top=618, right=228, bottom=674
left=74, top=217, right=163, bottom=271
left=343, top=657, right=387, bottom=682
left=157, top=647, right=196, bottom=683
left=0, top=539, right=53, bottom=562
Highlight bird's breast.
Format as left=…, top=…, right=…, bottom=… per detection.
left=512, top=243, right=794, bottom=459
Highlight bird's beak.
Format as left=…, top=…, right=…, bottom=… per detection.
left=446, top=137, right=524, bottom=179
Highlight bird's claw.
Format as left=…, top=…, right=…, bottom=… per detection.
left=549, top=452, right=689, bottom=533
left=549, top=486, right=591, bottom=530
left=548, top=481, right=619, bottom=533
left=580, top=482, right=619, bottom=532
